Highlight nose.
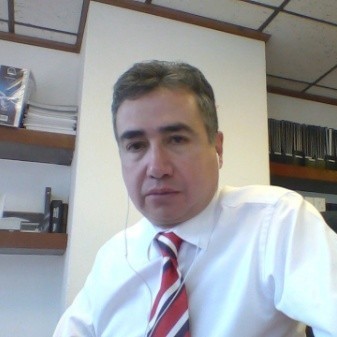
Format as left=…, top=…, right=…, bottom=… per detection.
left=146, top=145, right=173, bottom=179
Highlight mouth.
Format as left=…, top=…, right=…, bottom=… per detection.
left=145, top=188, right=179, bottom=197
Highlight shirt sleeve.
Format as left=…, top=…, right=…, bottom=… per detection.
left=52, top=274, right=96, bottom=337
left=263, top=191, right=337, bottom=336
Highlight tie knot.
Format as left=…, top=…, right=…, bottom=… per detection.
left=156, top=232, right=182, bottom=260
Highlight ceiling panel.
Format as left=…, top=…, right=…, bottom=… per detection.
left=266, top=75, right=309, bottom=91
left=14, top=24, right=77, bottom=44
left=0, top=0, right=336, bottom=105
left=318, top=68, right=337, bottom=89
left=285, top=0, right=337, bottom=25
left=306, top=86, right=337, bottom=99
left=0, top=0, right=8, bottom=20
left=250, top=0, right=285, bottom=6
left=264, top=12, right=337, bottom=83
left=153, top=0, right=273, bottom=30
left=0, top=22, right=7, bottom=32
left=14, top=0, right=84, bottom=34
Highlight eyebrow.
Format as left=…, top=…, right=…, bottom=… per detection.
left=119, top=129, right=144, bottom=142
left=118, top=122, right=194, bottom=142
left=159, top=122, right=194, bottom=134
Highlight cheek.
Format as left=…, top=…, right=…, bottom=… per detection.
left=178, top=159, right=205, bottom=183
left=184, top=151, right=218, bottom=172
left=122, top=165, right=138, bottom=192
left=182, top=154, right=218, bottom=185
left=121, top=163, right=146, bottom=203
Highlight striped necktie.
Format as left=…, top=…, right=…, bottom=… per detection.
left=147, top=232, right=191, bottom=337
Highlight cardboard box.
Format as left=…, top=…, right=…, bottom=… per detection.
left=0, top=65, right=35, bottom=127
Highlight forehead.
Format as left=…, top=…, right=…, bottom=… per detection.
left=116, top=87, right=205, bottom=138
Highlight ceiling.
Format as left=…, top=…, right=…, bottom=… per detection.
left=1, top=0, right=337, bottom=106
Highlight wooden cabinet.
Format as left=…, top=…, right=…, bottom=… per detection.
left=0, top=126, right=75, bottom=165
left=0, top=126, right=74, bottom=255
left=270, top=162, right=337, bottom=195
left=0, top=231, right=67, bottom=255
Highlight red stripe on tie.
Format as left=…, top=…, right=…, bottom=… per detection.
left=147, top=232, right=190, bottom=337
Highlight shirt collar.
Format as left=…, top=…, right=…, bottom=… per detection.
left=145, top=189, right=221, bottom=252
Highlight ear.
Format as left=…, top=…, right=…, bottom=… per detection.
left=215, top=131, right=223, bottom=168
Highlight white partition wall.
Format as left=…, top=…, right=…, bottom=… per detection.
left=63, top=2, right=270, bottom=309
left=268, top=93, right=337, bottom=129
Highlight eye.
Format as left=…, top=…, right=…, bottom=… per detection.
left=169, top=135, right=189, bottom=145
left=126, top=141, right=147, bottom=152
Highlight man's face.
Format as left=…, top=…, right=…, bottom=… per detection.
left=116, top=87, right=223, bottom=227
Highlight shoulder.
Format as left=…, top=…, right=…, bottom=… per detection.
left=219, top=184, right=303, bottom=208
left=218, top=185, right=322, bottom=232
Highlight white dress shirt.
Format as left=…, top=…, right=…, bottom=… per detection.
left=53, top=185, right=337, bottom=337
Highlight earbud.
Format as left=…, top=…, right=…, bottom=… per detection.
left=217, top=154, right=222, bottom=168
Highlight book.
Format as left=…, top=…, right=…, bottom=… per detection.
left=0, top=193, right=4, bottom=217
left=27, top=107, right=77, bottom=119
left=27, top=100, right=78, bottom=112
left=268, top=118, right=337, bottom=170
left=23, top=100, right=78, bottom=135
left=0, top=65, right=35, bottom=127
left=24, top=114, right=76, bottom=128
left=50, top=200, right=66, bottom=233
left=39, top=187, right=51, bottom=232
left=61, top=203, right=68, bottom=234
left=24, top=124, right=76, bottom=135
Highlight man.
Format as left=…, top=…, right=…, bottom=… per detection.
left=54, top=60, right=337, bottom=336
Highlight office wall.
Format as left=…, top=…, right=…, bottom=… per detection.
left=268, top=93, right=337, bottom=129
left=63, top=2, right=270, bottom=308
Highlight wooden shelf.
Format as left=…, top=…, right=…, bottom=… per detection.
left=0, top=231, right=68, bottom=255
left=0, top=126, right=75, bottom=165
left=270, top=162, right=337, bottom=194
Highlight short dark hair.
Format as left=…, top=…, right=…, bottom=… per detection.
left=112, top=60, right=218, bottom=143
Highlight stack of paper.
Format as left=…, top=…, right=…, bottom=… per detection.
left=23, top=100, right=78, bottom=135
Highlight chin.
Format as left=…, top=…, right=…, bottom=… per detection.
left=148, top=213, right=182, bottom=228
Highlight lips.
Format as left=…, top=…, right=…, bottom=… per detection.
left=145, top=187, right=179, bottom=197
